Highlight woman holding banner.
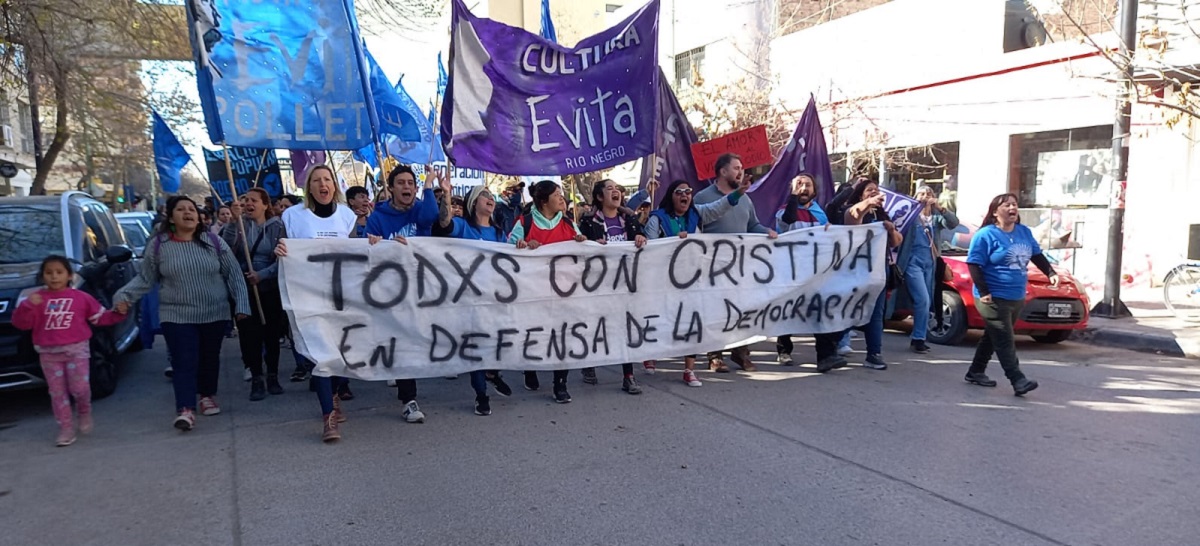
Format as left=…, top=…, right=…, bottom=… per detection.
left=890, top=185, right=958, bottom=355
left=508, top=180, right=587, bottom=404
left=274, top=165, right=358, bottom=442
left=433, top=185, right=515, bottom=415
left=842, top=179, right=903, bottom=371
left=222, top=188, right=287, bottom=401
left=577, top=179, right=649, bottom=395
left=643, top=178, right=747, bottom=387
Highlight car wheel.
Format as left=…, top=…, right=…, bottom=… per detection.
left=927, top=290, right=968, bottom=346
left=90, top=346, right=118, bottom=400
left=1031, top=330, right=1071, bottom=344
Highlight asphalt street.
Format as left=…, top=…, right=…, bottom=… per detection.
left=1, top=327, right=1197, bottom=546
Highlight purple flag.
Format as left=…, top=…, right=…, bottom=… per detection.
left=639, top=71, right=706, bottom=206
left=440, top=0, right=660, bottom=176
left=747, top=96, right=835, bottom=225
left=290, top=150, right=327, bottom=187
left=880, top=188, right=922, bottom=234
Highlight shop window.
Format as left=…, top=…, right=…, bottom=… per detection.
left=1009, top=125, right=1111, bottom=208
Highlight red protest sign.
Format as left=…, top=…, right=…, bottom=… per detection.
left=690, top=125, right=771, bottom=180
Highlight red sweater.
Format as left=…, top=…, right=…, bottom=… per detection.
left=12, top=288, right=125, bottom=348
left=519, top=215, right=580, bottom=245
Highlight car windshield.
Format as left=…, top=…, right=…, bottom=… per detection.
left=119, top=222, right=147, bottom=248
left=0, top=205, right=64, bottom=264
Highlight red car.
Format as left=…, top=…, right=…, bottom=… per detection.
left=889, top=250, right=1091, bottom=345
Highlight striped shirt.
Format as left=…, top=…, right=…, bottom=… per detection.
left=115, top=234, right=251, bottom=324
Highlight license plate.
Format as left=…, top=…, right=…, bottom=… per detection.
left=1047, top=303, right=1073, bottom=318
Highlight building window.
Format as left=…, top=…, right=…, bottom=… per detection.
left=1009, top=125, right=1111, bottom=208
left=674, top=46, right=705, bottom=89
left=605, top=3, right=621, bottom=13
left=0, top=90, right=9, bottom=127
left=16, top=102, right=31, bottom=154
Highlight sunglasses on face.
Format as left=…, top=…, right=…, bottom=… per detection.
left=674, top=187, right=693, bottom=195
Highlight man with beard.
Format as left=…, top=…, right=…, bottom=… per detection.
left=774, top=173, right=848, bottom=372
left=692, top=153, right=777, bottom=373
left=345, top=186, right=372, bottom=238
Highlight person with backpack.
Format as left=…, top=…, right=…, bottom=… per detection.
left=507, top=180, right=586, bottom=403
left=577, top=179, right=648, bottom=394
left=114, top=196, right=251, bottom=432
left=221, top=188, right=287, bottom=401
left=433, top=184, right=515, bottom=415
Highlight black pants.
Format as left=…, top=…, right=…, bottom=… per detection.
left=582, top=363, right=634, bottom=376
left=162, top=321, right=227, bottom=411
left=969, top=298, right=1026, bottom=383
left=395, top=379, right=417, bottom=403
left=525, top=370, right=569, bottom=384
left=777, top=332, right=842, bottom=361
left=237, top=281, right=285, bottom=379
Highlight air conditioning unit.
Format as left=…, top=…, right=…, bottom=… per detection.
left=0, top=125, right=12, bottom=147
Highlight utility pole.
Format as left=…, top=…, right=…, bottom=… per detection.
left=1092, top=0, right=1137, bottom=318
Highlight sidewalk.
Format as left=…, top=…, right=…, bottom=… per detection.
left=1071, top=286, right=1200, bottom=360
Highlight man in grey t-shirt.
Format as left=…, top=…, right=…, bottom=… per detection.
left=692, top=153, right=777, bottom=373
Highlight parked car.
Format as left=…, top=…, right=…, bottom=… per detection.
left=890, top=249, right=1090, bottom=345
left=115, top=215, right=151, bottom=256
left=0, top=192, right=141, bottom=398
left=115, top=211, right=155, bottom=235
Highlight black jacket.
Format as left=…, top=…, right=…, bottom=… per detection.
left=578, top=210, right=646, bottom=243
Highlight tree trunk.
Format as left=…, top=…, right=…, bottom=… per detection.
left=30, top=71, right=70, bottom=196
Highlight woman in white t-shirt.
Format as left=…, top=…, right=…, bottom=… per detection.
left=275, top=165, right=357, bottom=442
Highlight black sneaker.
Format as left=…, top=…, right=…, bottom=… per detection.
left=863, top=354, right=888, bottom=370
left=910, top=340, right=931, bottom=354
left=266, top=375, right=284, bottom=395
left=816, top=355, right=845, bottom=373
left=290, top=369, right=310, bottom=382
left=524, top=372, right=540, bottom=391
left=1013, top=377, right=1039, bottom=396
left=249, top=378, right=266, bottom=401
left=622, top=376, right=643, bottom=395
left=581, top=368, right=598, bottom=385
left=487, top=373, right=513, bottom=397
left=474, top=394, right=492, bottom=416
left=964, top=372, right=997, bottom=387
left=553, top=383, right=572, bottom=404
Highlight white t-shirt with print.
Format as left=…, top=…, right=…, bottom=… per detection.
left=282, top=204, right=357, bottom=240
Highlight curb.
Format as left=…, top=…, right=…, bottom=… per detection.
left=1070, top=326, right=1192, bottom=359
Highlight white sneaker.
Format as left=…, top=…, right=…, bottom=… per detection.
left=402, top=400, right=426, bottom=423
left=683, top=370, right=702, bottom=387
left=242, top=368, right=252, bottom=382
left=386, top=379, right=397, bottom=387
left=777, top=353, right=795, bottom=366
left=837, top=344, right=853, bottom=356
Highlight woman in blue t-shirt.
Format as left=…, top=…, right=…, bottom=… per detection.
left=965, top=193, right=1059, bottom=396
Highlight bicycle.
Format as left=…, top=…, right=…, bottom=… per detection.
left=1163, top=261, right=1200, bottom=320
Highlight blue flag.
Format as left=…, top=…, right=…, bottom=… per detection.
left=437, top=53, right=449, bottom=97
left=366, top=48, right=425, bottom=142
left=186, top=0, right=375, bottom=150
left=152, top=111, right=190, bottom=194
left=540, top=0, right=558, bottom=43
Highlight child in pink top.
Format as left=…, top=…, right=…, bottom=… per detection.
left=12, top=256, right=126, bottom=446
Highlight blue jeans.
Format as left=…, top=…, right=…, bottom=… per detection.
left=298, top=354, right=347, bottom=416
left=905, top=251, right=936, bottom=341
left=865, top=291, right=886, bottom=356
left=162, top=321, right=227, bottom=412
left=470, top=371, right=487, bottom=397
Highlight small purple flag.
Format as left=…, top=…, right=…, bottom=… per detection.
left=440, top=0, right=660, bottom=176
left=880, top=188, right=922, bottom=234
left=639, top=71, right=706, bottom=206
left=747, top=96, right=835, bottom=226
left=290, top=150, right=327, bottom=187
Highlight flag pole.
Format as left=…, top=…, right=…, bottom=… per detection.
left=250, top=148, right=271, bottom=188
left=219, top=142, right=267, bottom=324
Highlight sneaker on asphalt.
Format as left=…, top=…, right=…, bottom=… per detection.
left=198, top=396, right=221, bottom=416
left=243, top=367, right=252, bottom=382
left=163, top=366, right=174, bottom=379
left=524, top=372, right=540, bottom=391
left=816, top=356, right=843, bottom=373
left=487, top=373, right=513, bottom=397
left=77, top=413, right=93, bottom=435
left=1013, top=377, right=1039, bottom=396
left=322, top=414, right=341, bottom=443
left=581, top=367, right=598, bottom=385
left=249, top=378, right=266, bottom=401
left=553, top=383, right=572, bottom=404
left=683, top=370, right=702, bottom=387
left=837, top=344, right=853, bottom=356
left=266, top=375, right=284, bottom=395
left=290, top=369, right=310, bottom=382
left=622, top=376, right=643, bottom=395
left=474, top=395, right=492, bottom=416
left=964, top=372, right=998, bottom=387
left=174, top=409, right=195, bottom=431
left=910, top=340, right=931, bottom=354
left=56, top=428, right=76, bottom=447
left=777, top=353, right=795, bottom=366
left=863, top=354, right=888, bottom=370
left=709, top=358, right=731, bottom=373
left=402, top=400, right=426, bottom=423
left=643, top=361, right=657, bottom=375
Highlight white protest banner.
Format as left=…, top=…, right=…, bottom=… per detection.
left=279, top=225, right=886, bottom=380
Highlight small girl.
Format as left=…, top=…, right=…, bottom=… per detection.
left=12, top=256, right=127, bottom=446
